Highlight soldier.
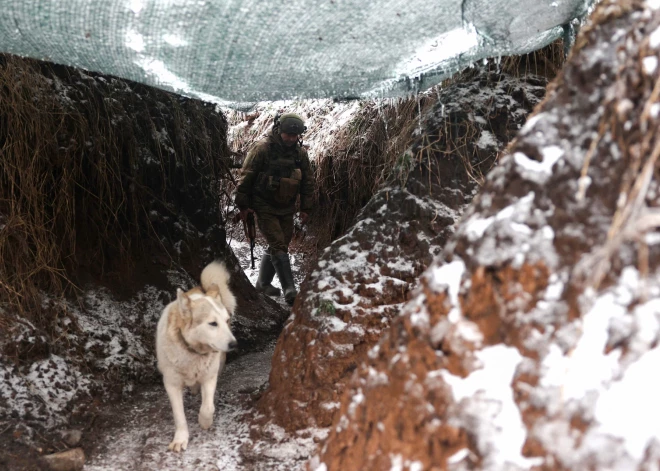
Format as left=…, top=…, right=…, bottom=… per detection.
left=235, top=113, right=314, bottom=305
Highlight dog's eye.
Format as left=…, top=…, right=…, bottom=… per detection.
left=209, top=321, right=218, bottom=327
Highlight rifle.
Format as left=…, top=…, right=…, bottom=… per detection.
left=232, top=210, right=257, bottom=269
left=246, top=212, right=256, bottom=269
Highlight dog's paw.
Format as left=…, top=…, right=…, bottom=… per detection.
left=167, top=430, right=189, bottom=452
left=198, top=411, right=214, bottom=430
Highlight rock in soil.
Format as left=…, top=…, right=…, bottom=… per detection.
left=40, top=448, right=85, bottom=471
left=59, top=430, right=82, bottom=447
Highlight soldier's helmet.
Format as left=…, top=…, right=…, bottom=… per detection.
left=278, top=113, right=306, bottom=135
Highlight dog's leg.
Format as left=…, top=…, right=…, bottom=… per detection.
left=164, top=382, right=189, bottom=452
left=198, top=375, right=217, bottom=430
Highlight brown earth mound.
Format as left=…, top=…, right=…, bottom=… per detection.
left=314, top=1, right=660, bottom=469
left=257, top=70, right=548, bottom=432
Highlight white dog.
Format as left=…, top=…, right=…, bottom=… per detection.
left=156, top=261, right=237, bottom=452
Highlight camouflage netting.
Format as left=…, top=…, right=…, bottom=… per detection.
left=0, top=0, right=593, bottom=104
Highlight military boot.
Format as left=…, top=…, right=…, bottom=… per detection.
left=271, top=253, right=298, bottom=305
left=255, top=254, right=281, bottom=297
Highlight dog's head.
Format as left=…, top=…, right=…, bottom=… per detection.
left=175, top=286, right=237, bottom=354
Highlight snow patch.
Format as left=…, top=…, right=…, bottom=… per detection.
left=643, top=56, right=658, bottom=75
left=465, top=216, right=494, bottom=241
left=429, top=260, right=465, bottom=322
left=163, top=33, right=188, bottom=47
left=125, top=30, right=145, bottom=52
left=651, top=103, right=660, bottom=118
left=441, top=345, right=542, bottom=469
left=395, top=27, right=480, bottom=78
left=513, top=146, right=563, bottom=184
left=127, top=0, right=145, bottom=15
left=476, top=130, right=498, bottom=149
left=520, top=112, right=544, bottom=134
left=540, top=294, right=623, bottom=399
left=595, top=346, right=660, bottom=462
left=448, top=448, right=470, bottom=464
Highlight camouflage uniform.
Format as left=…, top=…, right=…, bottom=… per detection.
left=235, top=120, right=314, bottom=305
left=235, top=129, right=314, bottom=255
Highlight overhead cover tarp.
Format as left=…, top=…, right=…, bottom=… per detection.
left=0, top=0, right=592, bottom=105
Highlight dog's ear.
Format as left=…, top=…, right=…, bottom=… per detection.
left=176, top=288, right=192, bottom=320
left=205, top=284, right=220, bottom=299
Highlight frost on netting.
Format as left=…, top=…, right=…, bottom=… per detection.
left=0, top=0, right=592, bottom=104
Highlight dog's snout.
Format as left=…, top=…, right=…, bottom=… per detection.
left=228, top=340, right=238, bottom=352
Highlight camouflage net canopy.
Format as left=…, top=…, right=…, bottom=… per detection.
left=0, top=0, right=592, bottom=106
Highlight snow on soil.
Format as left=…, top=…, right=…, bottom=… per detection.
left=427, top=260, right=660, bottom=469
left=4, top=73, right=554, bottom=469
left=81, top=240, right=311, bottom=470
left=0, top=236, right=309, bottom=468
left=398, top=5, right=660, bottom=467
left=0, top=285, right=166, bottom=432
left=1, top=91, right=350, bottom=470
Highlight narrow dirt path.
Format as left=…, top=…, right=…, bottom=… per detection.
left=84, top=343, right=314, bottom=471
left=80, top=238, right=317, bottom=470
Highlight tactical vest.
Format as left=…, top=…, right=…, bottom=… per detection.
left=255, top=143, right=304, bottom=207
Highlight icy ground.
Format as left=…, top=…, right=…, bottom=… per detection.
left=85, top=348, right=269, bottom=470
left=85, top=345, right=322, bottom=471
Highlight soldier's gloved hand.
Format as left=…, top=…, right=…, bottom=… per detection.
left=239, top=208, right=254, bottom=222
left=299, top=212, right=309, bottom=225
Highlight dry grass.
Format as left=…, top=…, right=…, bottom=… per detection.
left=501, top=39, right=566, bottom=80
left=306, top=96, right=435, bottom=252
left=307, top=40, right=567, bottom=249
left=575, top=46, right=660, bottom=291
left=0, top=55, right=232, bottom=327
left=0, top=40, right=569, bottom=317
left=437, top=39, right=566, bottom=94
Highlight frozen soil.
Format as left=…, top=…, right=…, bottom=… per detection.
left=315, top=2, right=660, bottom=470
left=0, top=56, right=292, bottom=470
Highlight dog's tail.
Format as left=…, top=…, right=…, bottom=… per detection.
left=201, top=261, right=237, bottom=315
